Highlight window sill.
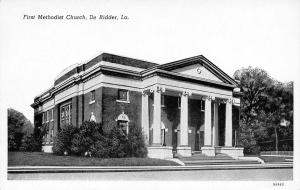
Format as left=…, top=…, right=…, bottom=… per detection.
left=89, top=100, right=95, bottom=104
left=116, top=100, right=130, bottom=103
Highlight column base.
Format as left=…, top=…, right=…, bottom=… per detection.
left=215, top=147, right=244, bottom=158
left=147, top=146, right=173, bottom=159
left=201, top=146, right=216, bottom=157
left=42, top=145, right=53, bottom=153
left=176, top=146, right=192, bottom=157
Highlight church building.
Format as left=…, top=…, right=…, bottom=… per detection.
left=31, top=52, right=244, bottom=159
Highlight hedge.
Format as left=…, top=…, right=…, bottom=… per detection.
left=53, top=121, right=147, bottom=158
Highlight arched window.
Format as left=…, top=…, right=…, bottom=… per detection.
left=116, top=112, right=130, bottom=135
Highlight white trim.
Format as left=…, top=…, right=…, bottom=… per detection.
left=101, top=61, right=145, bottom=72
left=116, top=100, right=130, bottom=104
left=50, top=109, right=54, bottom=121
left=89, top=100, right=95, bottom=104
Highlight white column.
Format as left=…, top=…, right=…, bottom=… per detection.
left=142, top=91, right=150, bottom=145
left=179, top=91, right=190, bottom=146
left=212, top=101, right=219, bottom=146
left=152, top=86, right=163, bottom=146
left=225, top=98, right=233, bottom=147
left=204, top=96, right=212, bottom=146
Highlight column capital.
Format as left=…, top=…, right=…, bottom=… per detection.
left=226, top=98, right=234, bottom=104
left=142, top=89, right=151, bottom=96
left=203, top=95, right=215, bottom=101
left=180, top=90, right=192, bottom=97
left=150, top=86, right=165, bottom=93
left=219, top=97, right=234, bottom=104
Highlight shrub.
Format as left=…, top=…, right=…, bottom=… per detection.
left=20, top=126, right=43, bottom=152
left=108, top=125, right=129, bottom=158
left=127, top=124, right=147, bottom=157
left=90, top=136, right=111, bottom=158
left=52, top=124, right=78, bottom=155
left=52, top=121, right=147, bottom=158
left=70, top=121, right=104, bottom=156
left=20, top=135, right=41, bottom=152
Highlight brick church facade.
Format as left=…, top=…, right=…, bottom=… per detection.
left=31, top=53, right=244, bottom=159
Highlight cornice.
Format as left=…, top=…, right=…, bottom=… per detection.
left=142, top=69, right=236, bottom=89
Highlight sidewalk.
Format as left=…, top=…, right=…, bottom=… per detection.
left=8, top=162, right=293, bottom=173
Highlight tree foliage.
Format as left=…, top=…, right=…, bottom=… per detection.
left=233, top=67, right=293, bottom=154
left=53, top=121, right=147, bottom=158
left=8, top=108, right=33, bottom=151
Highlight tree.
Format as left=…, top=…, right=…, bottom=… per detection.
left=8, top=108, right=33, bottom=151
left=264, top=81, right=293, bottom=151
left=233, top=67, right=293, bottom=153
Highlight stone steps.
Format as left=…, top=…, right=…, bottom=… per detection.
left=178, top=153, right=261, bottom=166
left=183, top=159, right=260, bottom=166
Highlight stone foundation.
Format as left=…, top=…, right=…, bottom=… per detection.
left=201, top=146, right=216, bottom=157
left=215, top=147, right=244, bottom=158
left=147, top=146, right=173, bottom=159
left=42, top=145, right=53, bottom=153
left=176, top=146, right=192, bottom=157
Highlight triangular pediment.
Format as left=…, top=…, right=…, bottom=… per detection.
left=172, top=63, right=223, bottom=82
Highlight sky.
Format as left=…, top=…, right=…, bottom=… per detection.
left=0, top=0, right=300, bottom=123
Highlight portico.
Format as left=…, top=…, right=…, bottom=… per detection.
left=142, top=83, right=242, bottom=159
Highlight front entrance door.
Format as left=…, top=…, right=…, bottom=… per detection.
left=193, top=125, right=204, bottom=151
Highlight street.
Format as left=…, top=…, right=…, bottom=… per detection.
left=8, top=168, right=292, bottom=180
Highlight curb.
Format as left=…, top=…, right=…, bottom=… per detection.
left=8, top=163, right=293, bottom=174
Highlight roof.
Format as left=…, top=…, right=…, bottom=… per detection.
left=144, top=55, right=239, bottom=86
left=54, top=53, right=158, bottom=85
left=32, top=52, right=239, bottom=108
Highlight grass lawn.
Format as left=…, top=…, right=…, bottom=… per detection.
left=259, top=155, right=293, bottom=162
left=8, top=152, right=179, bottom=166
left=244, top=154, right=293, bottom=163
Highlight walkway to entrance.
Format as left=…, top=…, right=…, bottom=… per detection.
left=178, top=153, right=260, bottom=166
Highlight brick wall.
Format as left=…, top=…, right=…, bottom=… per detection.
left=53, top=105, right=59, bottom=136
left=71, top=96, right=78, bottom=127
left=77, top=94, right=84, bottom=127
left=83, top=87, right=103, bottom=123
left=102, top=87, right=141, bottom=134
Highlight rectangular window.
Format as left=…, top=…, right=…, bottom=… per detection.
left=117, top=89, right=129, bottom=102
left=50, top=129, right=54, bottom=142
left=161, top=95, right=165, bottom=107
left=91, top=90, right=95, bottom=101
left=43, top=112, right=48, bottom=123
left=60, top=103, right=72, bottom=127
left=200, top=100, right=205, bottom=111
left=50, top=109, right=54, bottom=121
left=90, top=90, right=95, bottom=104
left=46, top=110, right=49, bottom=122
